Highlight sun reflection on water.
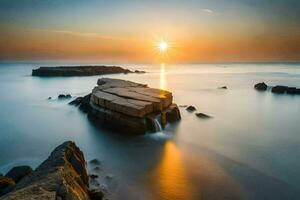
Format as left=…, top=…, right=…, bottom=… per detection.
left=149, top=141, right=194, bottom=200
left=160, top=63, right=167, bottom=90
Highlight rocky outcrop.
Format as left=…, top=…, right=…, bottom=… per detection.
left=0, top=141, right=102, bottom=200
left=32, top=66, right=144, bottom=77
left=254, top=82, right=268, bottom=91
left=70, top=78, right=181, bottom=134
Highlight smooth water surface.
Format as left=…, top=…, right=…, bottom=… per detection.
left=0, top=62, right=300, bottom=199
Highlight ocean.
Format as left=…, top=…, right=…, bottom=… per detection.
left=0, top=62, right=300, bottom=199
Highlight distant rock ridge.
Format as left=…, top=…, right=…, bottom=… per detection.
left=32, top=65, right=145, bottom=77
left=69, top=78, right=181, bottom=134
left=0, top=141, right=104, bottom=200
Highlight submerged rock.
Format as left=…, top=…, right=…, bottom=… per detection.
left=254, top=82, right=268, bottom=91
left=32, top=65, right=145, bottom=77
left=5, top=166, right=33, bottom=183
left=0, top=141, right=101, bottom=200
left=195, top=113, right=212, bottom=119
left=70, top=78, right=181, bottom=134
left=186, top=106, right=196, bottom=112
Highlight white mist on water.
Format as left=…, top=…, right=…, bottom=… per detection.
left=0, top=63, right=300, bottom=200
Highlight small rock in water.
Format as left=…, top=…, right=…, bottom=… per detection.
left=105, top=174, right=113, bottom=180
left=58, top=94, right=72, bottom=99
left=186, top=106, right=196, bottom=112
left=134, top=70, right=146, bottom=74
left=219, top=86, right=227, bottom=89
left=90, top=174, right=99, bottom=179
left=89, top=159, right=101, bottom=165
left=195, top=113, right=212, bottom=119
left=94, top=166, right=101, bottom=171
left=179, top=105, right=188, bottom=108
left=254, top=82, right=268, bottom=91
left=48, top=97, right=52, bottom=100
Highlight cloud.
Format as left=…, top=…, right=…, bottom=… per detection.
left=202, top=9, right=214, bottom=14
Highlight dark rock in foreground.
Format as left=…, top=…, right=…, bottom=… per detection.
left=5, top=166, right=33, bottom=184
left=32, top=65, right=143, bottom=77
left=186, top=106, right=196, bottom=112
left=254, top=82, right=268, bottom=91
left=0, top=141, right=103, bottom=200
left=70, top=78, right=181, bottom=134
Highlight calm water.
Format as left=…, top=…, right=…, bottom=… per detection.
left=0, top=62, right=300, bottom=200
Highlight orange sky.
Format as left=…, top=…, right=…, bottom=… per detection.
left=0, top=0, right=300, bottom=63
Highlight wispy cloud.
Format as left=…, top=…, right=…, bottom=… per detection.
left=202, top=9, right=214, bottom=14
left=30, top=28, right=134, bottom=41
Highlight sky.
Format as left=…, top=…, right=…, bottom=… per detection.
left=0, top=0, right=300, bottom=63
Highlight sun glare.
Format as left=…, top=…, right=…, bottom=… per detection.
left=159, top=41, right=168, bottom=53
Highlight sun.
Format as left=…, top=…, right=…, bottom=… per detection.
left=159, top=41, right=168, bottom=53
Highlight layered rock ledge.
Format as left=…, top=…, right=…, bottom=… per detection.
left=0, top=141, right=102, bottom=200
left=32, top=66, right=145, bottom=77
left=70, top=78, right=181, bottom=134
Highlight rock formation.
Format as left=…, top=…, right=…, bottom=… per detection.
left=0, top=141, right=103, bottom=200
left=254, top=82, right=300, bottom=95
left=70, top=78, right=181, bottom=134
left=32, top=66, right=144, bottom=77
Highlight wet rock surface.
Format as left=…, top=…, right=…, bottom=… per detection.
left=0, top=141, right=104, bottom=200
left=32, top=66, right=143, bottom=77
left=70, top=78, right=181, bottom=134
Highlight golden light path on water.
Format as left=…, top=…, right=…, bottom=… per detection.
left=160, top=63, right=167, bottom=90
left=149, top=141, right=194, bottom=200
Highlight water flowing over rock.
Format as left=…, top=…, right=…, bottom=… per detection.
left=70, top=78, right=181, bottom=134
left=32, top=66, right=143, bottom=77
left=0, top=141, right=102, bottom=200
